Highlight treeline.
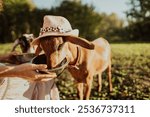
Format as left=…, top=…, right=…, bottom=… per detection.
left=0, top=0, right=149, bottom=43
left=126, top=0, right=150, bottom=41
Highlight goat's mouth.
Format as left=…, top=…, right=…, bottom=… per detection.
left=31, top=54, right=69, bottom=76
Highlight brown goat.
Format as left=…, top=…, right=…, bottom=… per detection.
left=34, top=36, right=112, bottom=100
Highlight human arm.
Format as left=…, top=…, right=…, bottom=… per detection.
left=0, top=63, right=56, bottom=81
left=0, top=52, right=21, bottom=64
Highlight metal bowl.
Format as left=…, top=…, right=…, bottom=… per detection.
left=31, top=54, right=69, bottom=75
left=15, top=53, right=35, bottom=63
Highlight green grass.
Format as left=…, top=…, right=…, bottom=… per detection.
left=0, top=43, right=150, bottom=99
left=0, top=43, right=13, bottom=54
left=110, top=43, right=150, bottom=99
left=57, top=43, right=150, bottom=100
left=0, top=43, right=21, bottom=55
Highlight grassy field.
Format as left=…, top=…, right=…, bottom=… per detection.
left=0, top=43, right=150, bottom=99
left=0, top=43, right=14, bottom=54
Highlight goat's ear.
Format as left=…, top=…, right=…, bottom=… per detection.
left=64, top=36, right=94, bottom=49
left=11, top=39, right=19, bottom=52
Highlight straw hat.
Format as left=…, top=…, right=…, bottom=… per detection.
left=32, top=15, right=79, bottom=45
left=32, top=15, right=94, bottom=49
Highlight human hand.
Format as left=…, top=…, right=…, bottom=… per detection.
left=8, top=63, right=57, bottom=81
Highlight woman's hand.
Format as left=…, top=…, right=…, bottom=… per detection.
left=0, top=63, right=56, bottom=81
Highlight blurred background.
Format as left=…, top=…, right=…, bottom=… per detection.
left=0, top=0, right=150, bottom=99
left=1, top=0, right=150, bottom=42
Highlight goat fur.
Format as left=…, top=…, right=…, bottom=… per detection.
left=35, top=37, right=112, bottom=100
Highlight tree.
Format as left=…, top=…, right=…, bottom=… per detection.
left=50, top=0, right=102, bottom=40
left=98, top=13, right=124, bottom=41
left=0, top=0, right=3, bottom=12
left=0, top=0, right=36, bottom=43
left=0, top=0, right=126, bottom=43
left=126, top=0, right=150, bottom=41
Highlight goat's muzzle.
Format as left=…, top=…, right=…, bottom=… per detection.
left=31, top=54, right=69, bottom=76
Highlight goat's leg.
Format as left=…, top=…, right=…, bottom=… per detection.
left=108, top=61, right=113, bottom=92
left=77, top=82, right=84, bottom=100
left=98, top=73, right=102, bottom=92
left=84, top=76, right=93, bottom=100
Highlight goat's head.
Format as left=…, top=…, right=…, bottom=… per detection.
left=34, top=36, right=94, bottom=69
left=12, top=34, right=34, bottom=53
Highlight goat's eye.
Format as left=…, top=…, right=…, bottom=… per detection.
left=58, top=44, right=63, bottom=50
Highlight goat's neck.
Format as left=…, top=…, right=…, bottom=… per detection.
left=67, top=43, right=79, bottom=66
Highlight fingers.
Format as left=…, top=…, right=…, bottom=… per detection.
left=25, top=71, right=57, bottom=82
left=19, top=63, right=57, bottom=81
left=33, top=64, right=47, bottom=70
left=35, top=73, right=57, bottom=81
left=37, top=72, right=57, bottom=78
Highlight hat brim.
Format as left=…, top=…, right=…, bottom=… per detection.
left=32, top=29, right=94, bottom=49
left=32, top=36, right=86, bottom=46
left=32, top=29, right=81, bottom=45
